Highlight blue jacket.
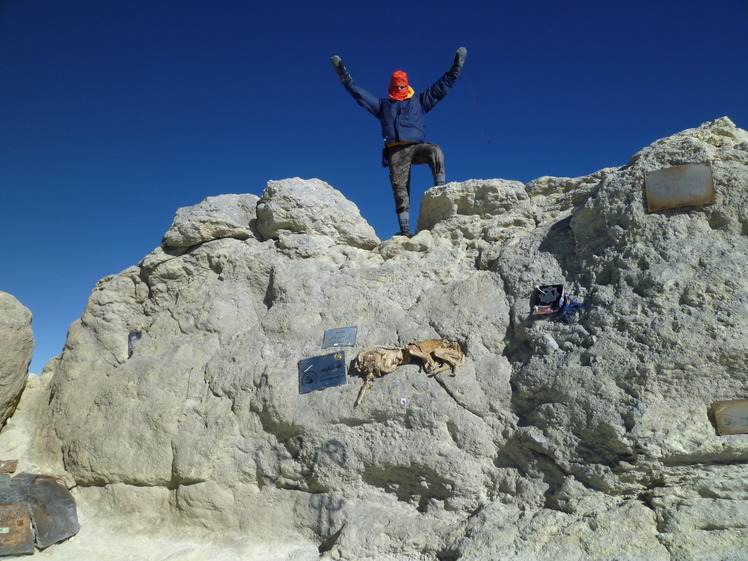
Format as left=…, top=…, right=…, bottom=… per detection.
left=344, top=72, right=457, bottom=146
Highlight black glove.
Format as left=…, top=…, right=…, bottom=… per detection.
left=449, top=47, right=467, bottom=77
left=330, top=55, right=351, bottom=84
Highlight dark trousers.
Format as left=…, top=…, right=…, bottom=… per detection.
left=387, top=143, right=445, bottom=214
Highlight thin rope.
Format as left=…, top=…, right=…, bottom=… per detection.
left=462, top=70, right=492, bottom=145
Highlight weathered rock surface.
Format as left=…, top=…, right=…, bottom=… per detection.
left=256, top=177, right=380, bottom=249
left=163, top=193, right=260, bottom=248
left=4, top=117, right=748, bottom=560
left=0, top=292, right=33, bottom=424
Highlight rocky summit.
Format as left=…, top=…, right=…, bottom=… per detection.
left=2, top=117, right=748, bottom=560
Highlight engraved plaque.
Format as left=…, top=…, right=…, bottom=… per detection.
left=298, top=352, right=347, bottom=394
left=645, top=162, right=715, bottom=212
left=0, top=504, right=34, bottom=555
left=10, top=473, right=80, bottom=548
left=713, top=399, right=748, bottom=435
left=322, top=327, right=358, bottom=348
left=128, top=331, right=142, bottom=357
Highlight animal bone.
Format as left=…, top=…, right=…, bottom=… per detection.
left=353, top=346, right=406, bottom=405
left=404, top=339, right=465, bottom=375
left=353, top=339, right=465, bottom=405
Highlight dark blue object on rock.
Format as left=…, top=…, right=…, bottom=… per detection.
left=554, top=296, right=584, bottom=324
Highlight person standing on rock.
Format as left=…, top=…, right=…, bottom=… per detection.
left=330, top=48, right=467, bottom=237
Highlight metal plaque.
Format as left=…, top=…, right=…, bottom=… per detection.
left=128, top=331, right=142, bottom=357
left=0, top=463, right=16, bottom=476
left=298, top=352, right=347, bottom=394
left=645, top=162, right=715, bottom=212
left=9, top=474, right=80, bottom=548
left=322, top=327, right=358, bottom=348
left=0, top=504, right=35, bottom=556
left=713, top=399, right=748, bottom=435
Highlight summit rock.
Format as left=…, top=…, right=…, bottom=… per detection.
left=4, top=117, right=748, bottom=561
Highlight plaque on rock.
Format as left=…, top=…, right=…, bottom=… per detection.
left=713, top=399, right=748, bottom=435
left=645, top=162, right=715, bottom=212
left=0, top=504, right=35, bottom=556
left=128, top=331, right=142, bottom=358
left=11, top=473, right=80, bottom=548
left=322, top=327, right=358, bottom=348
left=298, top=352, right=347, bottom=394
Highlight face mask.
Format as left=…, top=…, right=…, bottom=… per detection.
left=388, top=70, right=413, bottom=101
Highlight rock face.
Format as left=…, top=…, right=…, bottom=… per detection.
left=0, top=292, right=33, bottom=424
left=14, top=118, right=748, bottom=560
left=162, top=193, right=260, bottom=248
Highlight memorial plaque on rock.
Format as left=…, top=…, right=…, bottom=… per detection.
left=322, top=327, right=358, bottom=348
left=11, top=473, right=80, bottom=548
left=298, top=352, right=347, bottom=394
left=0, top=504, right=35, bottom=556
left=713, top=399, right=748, bottom=435
left=128, top=331, right=142, bottom=358
left=645, top=162, right=715, bottom=212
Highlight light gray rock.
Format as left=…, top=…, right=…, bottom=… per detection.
left=7, top=117, right=748, bottom=560
left=0, top=292, right=33, bottom=424
left=256, top=177, right=380, bottom=249
left=163, top=193, right=260, bottom=248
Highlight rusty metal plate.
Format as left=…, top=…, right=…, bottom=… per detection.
left=11, top=474, right=80, bottom=548
left=713, top=399, right=748, bottom=435
left=645, top=162, right=715, bottom=212
left=0, top=504, right=35, bottom=556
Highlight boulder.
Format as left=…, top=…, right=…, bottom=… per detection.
left=0, top=292, right=33, bottom=424
left=256, top=177, right=380, bottom=249
left=162, top=193, right=260, bottom=248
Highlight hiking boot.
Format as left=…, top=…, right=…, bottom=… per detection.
left=397, top=211, right=411, bottom=237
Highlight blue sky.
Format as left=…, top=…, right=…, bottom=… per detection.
left=2, top=0, right=747, bottom=373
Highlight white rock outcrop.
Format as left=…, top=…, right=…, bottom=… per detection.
left=163, top=193, right=260, bottom=248
left=4, top=118, right=748, bottom=560
left=256, top=177, right=380, bottom=250
left=0, top=292, right=33, bottom=424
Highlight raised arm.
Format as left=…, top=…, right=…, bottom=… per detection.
left=330, top=55, right=382, bottom=117
left=420, top=47, right=467, bottom=113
